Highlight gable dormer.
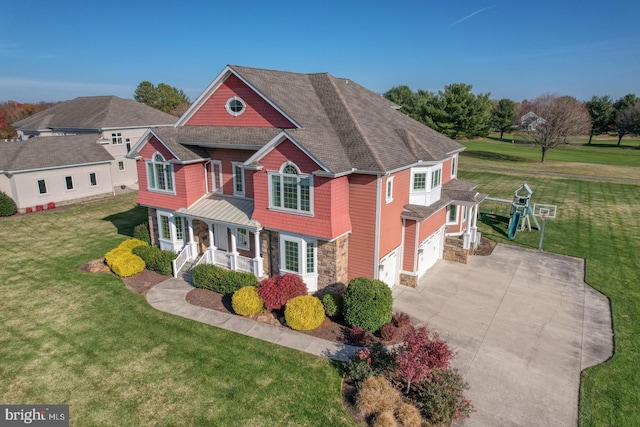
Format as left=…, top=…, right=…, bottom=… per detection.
left=178, top=68, right=298, bottom=129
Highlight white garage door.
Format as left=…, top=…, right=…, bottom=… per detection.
left=379, top=249, right=399, bottom=288
left=418, top=228, right=443, bottom=277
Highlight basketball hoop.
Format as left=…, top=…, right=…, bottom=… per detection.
left=533, top=203, right=558, bottom=251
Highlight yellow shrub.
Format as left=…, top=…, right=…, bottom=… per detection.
left=117, top=238, right=148, bottom=252
left=232, top=286, right=264, bottom=316
left=284, top=295, right=325, bottom=331
left=104, top=238, right=148, bottom=277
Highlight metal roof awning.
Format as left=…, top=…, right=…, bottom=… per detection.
left=177, top=194, right=262, bottom=229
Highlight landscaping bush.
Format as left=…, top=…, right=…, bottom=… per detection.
left=104, top=239, right=148, bottom=277
left=133, top=222, right=151, bottom=244
left=372, top=410, right=397, bottom=427
left=219, top=270, right=258, bottom=295
left=322, top=292, right=343, bottom=318
left=343, top=277, right=393, bottom=332
left=231, top=286, right=264, bottom=316
left=132, top=245, right=176, bottom=276
left=380, top=322, right=400, bottom=342
left=258, top=273, right=308, bottom=311
left=392, top=312, right=411, bottom=328
left=417, top=369, right=474, bottom=425
left=0, top=191, right=17, bottom=216
left=191, top=264, right=225, bottom=291
left=284, top=295, right=325, bottom=331
left=348, top=325, right=367, bottom=345
left=344, top=345, right=395, bottom=383
left=356, top=376, right=401, bottom=418
left=394, top=325, right=453, bottom=392
left=394, top=402, right=423, bottom=427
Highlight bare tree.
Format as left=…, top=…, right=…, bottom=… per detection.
left=520, top=94, right=591, bottom=162
left=615, top=100, right=640, bottom=144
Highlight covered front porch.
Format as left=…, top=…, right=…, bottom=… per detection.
left=162, top=194, right=264, bottom=278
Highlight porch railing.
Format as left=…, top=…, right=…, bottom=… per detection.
left=172, top=245, right=192, bottom=278
left=236, top=255, right=253, bottom=274
left=214, top=249, right=230, bottom=268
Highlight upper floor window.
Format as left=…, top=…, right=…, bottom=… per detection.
left=111, top=132, right=123, bottom=144
left=412, top=173, right=426, bottom=191
left=386, top=177, right=394, bottom=203
left=431, top=168, right=441, bottom=190
left=226, top=96, right=246, bottom=117
left=451, top=155, right=457, bottom=177
left=146, top=153, right=174, bottom=192
left=269, top=163, right=312, bottom=214
left=232, top=162, right=245, bottom=196
left=412, top=166, right=442, bottom=192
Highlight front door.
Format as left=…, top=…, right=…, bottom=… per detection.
left=214, top=224, right=228, bottom=251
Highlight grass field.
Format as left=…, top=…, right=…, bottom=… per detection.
left=458, top=168, right=640, bottom=426
left=0, top=194, right=353, bottom=426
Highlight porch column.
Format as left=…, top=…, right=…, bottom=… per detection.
left=253, top=229, right=263, bottom=278
left=187, top=218, right=197, bottom=258
left=463, top=205, right=473, bottom=250
left=229, top=228, right=238, bottom=271
left=470, top=204, right=479, bottom=244
left=207, top=223, right=216, bottom=264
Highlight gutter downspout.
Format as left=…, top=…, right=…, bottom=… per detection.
left=373, top=176, right=381, bottom=280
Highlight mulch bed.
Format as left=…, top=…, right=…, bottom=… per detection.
left=474, top=236, right=497, bottom=256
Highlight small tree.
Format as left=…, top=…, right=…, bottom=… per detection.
left=614, top=94, right=639, bottom=145
left=519, top=93, right=591, bottom=162
left=0, top=191, right=18, bottom=216
left=491, top=98, right=518, bottom=140
left=615, top=101, right=640, bottom=145
left=585, top=96, right=614, bottom=144
left=134, top=81, right=190, bottom=115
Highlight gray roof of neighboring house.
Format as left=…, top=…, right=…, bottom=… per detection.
left=0, top=135, right=114, bottom=173
left=146, top=66, right=465, bottom=175
left=12, top=96, right=177, bottom=131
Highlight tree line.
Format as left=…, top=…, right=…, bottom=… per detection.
left=384, top=84, right=640, bottom=161
left=0, top=101, right=57, bottom=139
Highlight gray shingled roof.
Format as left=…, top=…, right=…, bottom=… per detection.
left=0, top=135, right=114, bottom=172
left=402, top=179, right=488, bottom=220
left=12, top=96, right=177, bottom=131
left=177, top=193, right=261, bottom=228
left=158, top=66, right=464, bottom=175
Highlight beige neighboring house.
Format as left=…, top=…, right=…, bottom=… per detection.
left=12, top=96, right=177, bottom=191
left=0, top=135, right=115, bottom=212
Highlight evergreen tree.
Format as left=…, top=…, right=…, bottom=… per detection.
left=491, top=98, right=518, bottom=140
left=585, top=96, right=614, bottom=144
left=134, top=81, right=190, bottom=115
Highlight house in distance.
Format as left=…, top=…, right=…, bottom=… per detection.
left=129, top=65, right=486, bottom=290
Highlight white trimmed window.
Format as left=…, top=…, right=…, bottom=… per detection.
left=447, top=205, right=458, bottom=224
left=269, top=163, right=312, bottom=214
left=232, top=162, right=245, bottom=196
left=126, top=140, right=131, bottom=152
left=89, top=172, right=97, bottom=187
left=226, top=96, right=245, bottom=116
left=236, top=228, right=249, bottom=250
left=37, top=179, right=47, bottom=194
left=118, top=161, right=125, bottom=171
left=111, top=132, right=123, bottom=144
left=430, top=168, right=441, bottom=190
left=412, top=172, right=426, bottom=191
left=386, top=177, right=394, bottom=203
left=175, top=217, right=183, bottom=242
left=280, top=235, right=316, bottom=275
left=451, top=155, right=458, bottom=177
left=146, top=153, right=174, bottom=192
left=159, top=214, right=171, bottom=240
left=65, top=176, right=74, bottom=191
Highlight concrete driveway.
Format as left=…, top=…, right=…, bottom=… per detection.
left=392, top=244, right=613, bottom=427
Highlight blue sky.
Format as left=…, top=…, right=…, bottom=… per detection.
left=1, top=0, right=639, bottom=103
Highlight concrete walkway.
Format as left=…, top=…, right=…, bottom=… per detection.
left=392, top=244, right=614, bottom=427
left=146, top=278, right=360, bottom=362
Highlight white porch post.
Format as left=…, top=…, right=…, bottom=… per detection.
left=187, top=218, right=197, bottom=258
left=229, top=228, right=238, bottom=271
left=253, top=229, right=263, bottom=278
left=470, top=204, right=478, bottom=244
left=207, top=223, right=216, bottom=264
left=463, top=205, right=473, bottom=250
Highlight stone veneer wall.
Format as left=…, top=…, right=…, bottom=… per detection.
left=317, top=233, right=349, bottom=291
left=443, top=237, right=475, bottom=264
left=399, top=273, right=418, bottom=288
left=148, top=207, right=158, bottom=246
left=192, top=220, right=209, bottom=254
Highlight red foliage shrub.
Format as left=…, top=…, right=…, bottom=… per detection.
left=394, top=325, right=454, bottom=391
left=380, top=322, right=399, bottom=342
left=349, top=325, right=367, bottom=344
left=257, top=273, right=308, bottom=311
left=392, top=312, right=411, bottom=328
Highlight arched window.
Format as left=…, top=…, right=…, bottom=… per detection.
left=146, top=152, right=174, bottom=192
left=269, top=162, right=312, bottom=213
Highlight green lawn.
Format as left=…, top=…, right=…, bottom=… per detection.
left=458, top=171, right=640, bottom=426
left=0, top=193, right=353, bottom=426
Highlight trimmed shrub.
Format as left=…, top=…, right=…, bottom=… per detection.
left=392, top=312, right=411, bottom=328
left=355, top=376, right=401, bottom=418
left=343, top=277, right=393, bottom=332
left=372, top=411, right=398, bottom=427
left=349, top=325, right=367, bottom=345
left=284, top=295, right=325, bottom=331
left=380, top=322, right=400, bottom=342
left=322, top=292, right=343, bottom=318
left=219, top=270, right=258, bottom=295
left=191, top=264, right=225, bottom=291
left=104, top=239, right=148, bottom=277
left=132, top=245, right=176, bottom=276
left=231, top=286, right=264, bottom=316
left=0, top=191, right=17, bottom=216
left=417, top=369, right=474, bottom=425
left=258, top=273, right=308, bottom=311
left=133, top=222, right=151, bottom=244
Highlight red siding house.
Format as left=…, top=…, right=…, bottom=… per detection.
left=129, top=65, right=486, bottom=291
